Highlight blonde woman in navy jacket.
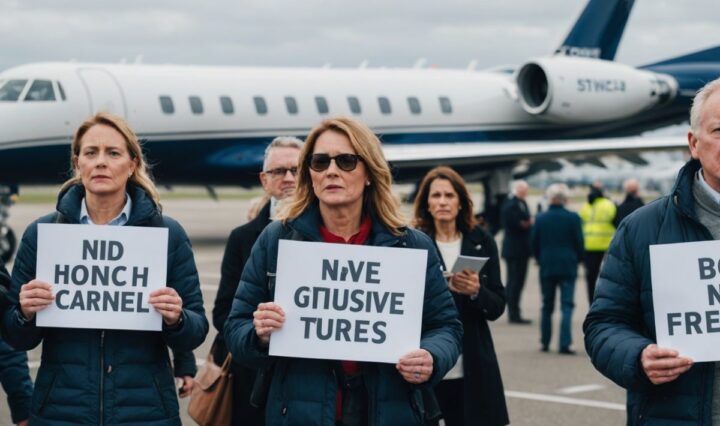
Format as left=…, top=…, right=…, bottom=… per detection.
left=2, top=113, right=208, bottom=425
left=225, top=117, right=462, bottom=425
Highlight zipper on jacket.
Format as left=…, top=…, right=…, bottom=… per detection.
left=100, top=330, right=105, bottom=426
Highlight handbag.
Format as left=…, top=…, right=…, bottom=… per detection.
left=188, top=349, right=233, bottom=426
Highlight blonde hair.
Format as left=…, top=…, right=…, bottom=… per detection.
left=279, top=116, right=405, bottom=234
left=60, top=112, right=161, bottom=208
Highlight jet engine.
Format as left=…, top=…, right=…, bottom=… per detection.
left=516, top=56, right=677, bottom=123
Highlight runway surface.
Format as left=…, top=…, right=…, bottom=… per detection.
left=0, top=197, right=627, bottom=425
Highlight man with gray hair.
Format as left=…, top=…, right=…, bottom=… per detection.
left=212, top=136, right=303, bottom=426
left=585, top=77, right=720, bottom=423
left=531, top=183, right=583, bottom=354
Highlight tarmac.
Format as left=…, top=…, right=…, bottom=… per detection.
left=0, top=196, right=627, bottom=425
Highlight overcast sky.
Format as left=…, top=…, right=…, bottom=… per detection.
left=1, top=0, right=719, bottom=72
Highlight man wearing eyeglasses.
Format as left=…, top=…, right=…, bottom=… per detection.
left=212, top=136, right=303, bottom=426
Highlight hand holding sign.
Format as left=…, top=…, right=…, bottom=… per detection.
left=253, top=302, right=286, bottom=347
left=449, top=268, right=480, bottom=297
left=396, top=349, right=434, bottom=384
left=640, top=343, right=693, bottom=385
left=19, top=280, right=55, bottom=320
left=149, top=287, right=183, bottom=326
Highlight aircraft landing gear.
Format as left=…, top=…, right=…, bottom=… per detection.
left=0, top=185, right=18, bottom=264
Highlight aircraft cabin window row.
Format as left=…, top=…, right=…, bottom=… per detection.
left=408, top=97, right=421, bottom=115
left=159, top=96, right=174, bottom=114
left=378, top=97, right=392, bottom=114
left=220, top=96, right=234, bottom=115
left=285, top=96, right=299, bottom=115
left=348, top=96, right=361, bottom=114
left=0, top=79, right=67, bottom=102
left=254, top=96, right=268, bottom=115
left=315, top=96, right=329, bottom=114
left=153, top=94, right=454, bottom=116
left=189, top=96, right=203, bottom=114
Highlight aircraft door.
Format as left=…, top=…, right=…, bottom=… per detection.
left=77, top=68, right=127, bottom=117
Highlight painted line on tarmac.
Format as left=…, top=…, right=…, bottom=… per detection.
left=556, top=384, right=606, bottom=395
left=505, top=390, right=624, bottom=411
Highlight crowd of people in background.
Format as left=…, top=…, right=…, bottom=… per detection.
left=1, top=77, right=718, bottom=425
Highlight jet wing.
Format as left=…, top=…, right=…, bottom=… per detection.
left=382, top=136, right=687, bottom=169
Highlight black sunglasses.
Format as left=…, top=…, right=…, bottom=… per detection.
left=308, top=153, right=363, bottom=172
left=263, top=167, right=298, bottom=178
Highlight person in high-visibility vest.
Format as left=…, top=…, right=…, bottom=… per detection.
left=578, top=183, right=616, bottom=303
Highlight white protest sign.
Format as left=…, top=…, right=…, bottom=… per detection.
left=36, top=223, right=168, bottom=331
left=269, top=240, right=427, bottom=363
left=651, top=240, right=720, bottom=362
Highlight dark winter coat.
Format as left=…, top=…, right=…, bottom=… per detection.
left=0, top=263, right=32, bottom=424
left=212, top=201, right=271, bottom=362
left=613, top=194, right=645, bottom=227
left=2, top=184, right=208, bottom=425
left=531, top=205, right=584, bottom=279
left=500, top=196, right=532, bottom=259
left=432, top=226, right=509, bottom=426
left=224, top=202, right=463, bottom=425
left=584, top=159, right=715, bottom=425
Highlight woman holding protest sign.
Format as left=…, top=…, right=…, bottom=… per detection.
left=413, top=166, right=509, bottom=426
left=2, top=112, right=208, bottom=425
left=224, top=116, right=462, bottom=425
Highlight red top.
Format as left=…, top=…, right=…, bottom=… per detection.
left=319, top=214, right=372, bottom=421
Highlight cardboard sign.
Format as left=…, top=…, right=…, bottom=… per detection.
left=651, top=240, right=720, bottom=361
left=269, top=240, right=427, bottom=363
left=36, top=224, right=168, bottom=331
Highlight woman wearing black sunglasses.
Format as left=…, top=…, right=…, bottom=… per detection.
left=224, top=116, right=462, bottom=425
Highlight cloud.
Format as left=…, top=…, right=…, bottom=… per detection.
left=0, top=0, right=717, bottom=71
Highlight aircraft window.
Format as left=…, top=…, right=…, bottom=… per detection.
left=0, top=79, right=27, bottom=101
left=315, top=96, right=329, bottom=114
left=24, top=79, right=56, bottom=101
left=408, top=97, right=421, bottom=115
left=347, top=96, right=361, bottom=114
left=285, top=96, right=298, bottom=114
left=220, top=96, right=234, bottom=114
left=57, top=82, right=67, bottom=101
left=378, top=97, right=392, bottom=115
left=254, top=96, right=268, bottom=115
left=439, top=96, right=452, bottom=114
left=159, top=96, right=174, bottom=114
left=189, top=96, right=203, bottom=114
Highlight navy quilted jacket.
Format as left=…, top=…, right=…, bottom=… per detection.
left=224, top=203, right=462, bottom=425
left=584, top=159, right=716, bottom=425
left=2, top=184, right=208, bottom=425
left=0, top=262, right=32, bottom=423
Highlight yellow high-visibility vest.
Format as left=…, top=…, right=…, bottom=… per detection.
left=579, top=198, right=617, bottom=251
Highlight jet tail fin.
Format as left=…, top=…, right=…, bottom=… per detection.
left=555, top=0, right=635, bottom=61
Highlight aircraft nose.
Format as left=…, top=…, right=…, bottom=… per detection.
left=0, top=102, right=71, bottom=148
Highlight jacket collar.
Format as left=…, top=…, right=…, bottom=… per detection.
left=56, top=184, right=160, bottom=226
left=250, top=201, right=272, bottom=229
left=428, top=226, right=484, bottom=263
left=288, top=202, right=403, bottom=247
left=671, top=159, right=702, bottom=220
